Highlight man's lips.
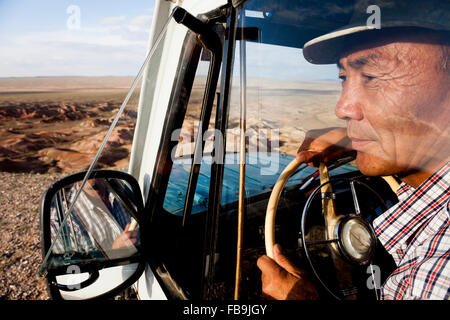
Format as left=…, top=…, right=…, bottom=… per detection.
left=349, top=137, right=374, bottom=150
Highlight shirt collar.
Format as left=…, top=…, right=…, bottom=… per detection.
left=373, top=162, right=450, bottom=263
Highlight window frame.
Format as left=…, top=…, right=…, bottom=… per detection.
left=143, top=10, right=226, bottom=300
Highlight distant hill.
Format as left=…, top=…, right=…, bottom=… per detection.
left=0, top=76, right=137, bottom=93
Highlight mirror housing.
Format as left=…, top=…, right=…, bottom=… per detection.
left=39, top=170, right=146, bottom=300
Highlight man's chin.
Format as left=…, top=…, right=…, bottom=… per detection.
left=355, top=152, right=397, bottom=177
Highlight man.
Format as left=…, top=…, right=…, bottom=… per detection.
left=257, top=0, right=449, bottom=300
left=50, top=179, right=139, bottom=259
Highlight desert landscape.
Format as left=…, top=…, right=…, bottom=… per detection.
left=0, top=76, right=140, bottom=174
left=0, top=76, right=140, bottom=299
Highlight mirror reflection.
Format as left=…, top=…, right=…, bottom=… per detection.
left=49, top=177, right=140, bottom=269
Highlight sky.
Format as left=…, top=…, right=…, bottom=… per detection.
left=0, top=0, right=155, bottom=77
left=0, top=1, right=338, bottom=80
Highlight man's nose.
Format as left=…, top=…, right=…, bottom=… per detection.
left=335, top=82, right=364, bottom=121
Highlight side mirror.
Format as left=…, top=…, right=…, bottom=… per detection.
left=39, top=170, right=146, bottom=300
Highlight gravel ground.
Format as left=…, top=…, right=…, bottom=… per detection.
left=0, top=171, right=63, bottom=300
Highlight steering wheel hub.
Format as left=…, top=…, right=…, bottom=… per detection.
left=335, top=214, right=377, bottom=265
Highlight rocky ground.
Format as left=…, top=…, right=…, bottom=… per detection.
left=0, top=171, right=63, bottom=300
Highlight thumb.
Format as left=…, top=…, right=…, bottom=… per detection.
left=273, top=244, right=303, bottom=278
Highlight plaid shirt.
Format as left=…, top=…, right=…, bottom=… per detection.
left=50, top=184, right=133, bottom=258
left=373, top=162, right=450, bottom=300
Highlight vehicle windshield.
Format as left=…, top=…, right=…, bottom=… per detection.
left=210, top=0, right=361, bottom=299
left=152, top=1, right=366, bottom=300
left=164, top=0, right=359, bottom=216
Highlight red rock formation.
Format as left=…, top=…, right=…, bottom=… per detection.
left=0, top=102, right=135, bottom=173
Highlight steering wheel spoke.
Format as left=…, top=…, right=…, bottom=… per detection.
left=304, top=239, right=339, bottom=246
left=350, top=180, right=361, bottom=215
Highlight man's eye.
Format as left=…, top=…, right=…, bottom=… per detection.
left=363, top=74, right=376, bottom=81
left=339, top=75, right=346, bottom=82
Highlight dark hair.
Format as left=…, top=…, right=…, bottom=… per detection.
left=418, top=29, right=449, bottom=74
left=437, top=33, right=449, bottom=74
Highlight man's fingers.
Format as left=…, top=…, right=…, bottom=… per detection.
left=258, top=245, right=304, bottom=279
left=257, top=255, right=291, bottom=281
left=258, top=254, right=314, bottom=300
left=257, top=255, right=292, bottom=299
left=296, top=150, right=319, bottom=164
left=128, top=230, right=138, bottom=241
left=256, top=255, right=277, bottom=274
left=272, top=244, right=304, bottom=278
left=296, top=127, right=352, bottom=166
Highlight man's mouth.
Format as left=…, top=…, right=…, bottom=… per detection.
left=349, top=137, right=373, bottom=150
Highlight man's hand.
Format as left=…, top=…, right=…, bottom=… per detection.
left=296, top=127, right=354, bottom=167
left=257, top=244, right=319, bottom=300
left=257, top=128, right=353, bottom=299
left=112, top=223, right=138, bottom=249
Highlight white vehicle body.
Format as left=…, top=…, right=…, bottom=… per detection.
left=130, top=0, right=227, bottom=300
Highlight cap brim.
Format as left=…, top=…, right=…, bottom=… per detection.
left=303, top=22, right=449, bottom=65
left=303, top=25, right=378, bottom=65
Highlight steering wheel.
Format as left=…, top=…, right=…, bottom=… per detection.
left=264, top=158, right=399, bottom=300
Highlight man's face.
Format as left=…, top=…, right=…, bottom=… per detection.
left=335, top=36, right=450, bottom=180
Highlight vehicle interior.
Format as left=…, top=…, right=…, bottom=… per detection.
left=141, top=0, right=399, bottom=300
